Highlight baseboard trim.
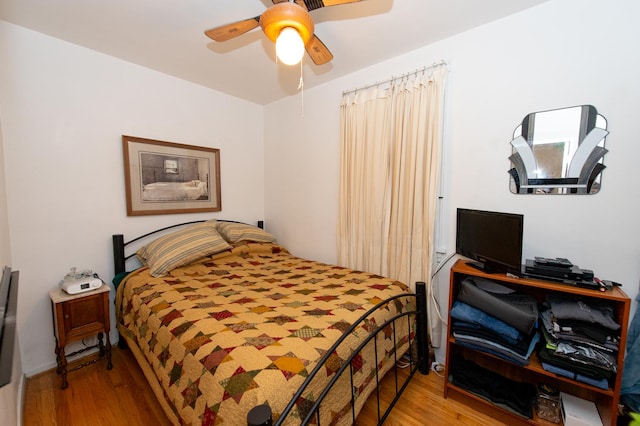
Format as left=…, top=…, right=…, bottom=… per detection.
left=17, top=372, right=24, bottom=426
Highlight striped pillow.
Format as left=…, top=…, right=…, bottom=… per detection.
left=217, top=222, right=275, bottom=243
left=137, top=219, right=219, bottom=264
left=137, top=220, right=230, bottom=277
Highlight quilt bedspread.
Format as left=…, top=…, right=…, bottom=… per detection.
left=116, top=242, right=414, bottom=425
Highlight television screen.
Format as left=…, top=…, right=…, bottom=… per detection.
left=456, top=208, right=523, bottom=274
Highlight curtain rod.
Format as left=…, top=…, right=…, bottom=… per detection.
left=342, top=60, right=447, bottom=96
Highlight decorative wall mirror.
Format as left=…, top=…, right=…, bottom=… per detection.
left=508, top=105, right=608, bottom=194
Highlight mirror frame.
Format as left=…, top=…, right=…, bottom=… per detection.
left=508, top=105, right=608, bottom=194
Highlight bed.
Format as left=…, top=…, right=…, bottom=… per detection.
left=142, top=180, right=208, bottom=201
left=112, top=219, right=428, bottom=425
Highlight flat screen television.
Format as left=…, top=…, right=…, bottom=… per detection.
left=456, top=208, right=524, bottom=274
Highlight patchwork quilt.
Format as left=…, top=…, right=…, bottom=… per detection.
left=116, top=242, right=414, bottom=425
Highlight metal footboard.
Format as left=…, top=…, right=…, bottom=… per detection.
left=248, top=282, right=429, bottom=426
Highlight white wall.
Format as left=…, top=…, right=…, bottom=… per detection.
left=0, top=21, right=265, bottom=375
left=264, top=0, right=640, bottom=362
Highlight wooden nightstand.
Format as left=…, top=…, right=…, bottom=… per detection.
left=49, top=284, right=113, bottom=389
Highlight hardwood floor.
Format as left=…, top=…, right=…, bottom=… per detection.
left=23, top=348, right=170, bottom=426
left=23, top=348, right=508, bottom=425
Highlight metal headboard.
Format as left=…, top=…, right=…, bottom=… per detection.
left=112, top=220, right=264, bottom=275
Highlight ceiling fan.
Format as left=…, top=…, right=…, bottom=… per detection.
left=204, top=0, right=364, bottom=66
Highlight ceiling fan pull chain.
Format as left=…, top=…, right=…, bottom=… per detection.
left=298, top=59, right=304, bottom=117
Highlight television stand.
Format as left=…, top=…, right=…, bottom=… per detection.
left=445, top=259, right=631, bottom=426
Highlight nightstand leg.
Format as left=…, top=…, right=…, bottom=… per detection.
left=98, top=332, right=105, bottom=357
left=105, top=334, right=112, bottom=370
left=59, top=347, right=68, bottom=390
left=54, top=339, right=62, bottom=374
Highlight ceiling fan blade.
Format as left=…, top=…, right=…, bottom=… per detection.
left=301, top=0, right=364, bottom=12
left=306, top=35, right=333, bottom=65
left=272, top=0, right=309, bottom=12
left=204, top=17, right=261, bottom=42
left=273, top=0, right=363, bottom=11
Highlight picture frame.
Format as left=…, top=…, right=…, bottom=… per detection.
left=122, top=135, right=221, bottom=216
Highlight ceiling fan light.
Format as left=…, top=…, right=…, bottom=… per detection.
left=276, top=27, right=305, bottom=66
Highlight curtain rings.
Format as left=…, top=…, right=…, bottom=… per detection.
left=342, top=60, right=447, bottom=96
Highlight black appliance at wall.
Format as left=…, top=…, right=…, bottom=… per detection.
left=0, top=266, right=19, bottom=388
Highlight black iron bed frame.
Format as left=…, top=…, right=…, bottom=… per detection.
left=112, top=220, right=430, bottom=425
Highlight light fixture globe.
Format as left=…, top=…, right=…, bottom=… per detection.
left=276, top=27, right=305, bottom=65
left=260, top=2, right=314, bottom=65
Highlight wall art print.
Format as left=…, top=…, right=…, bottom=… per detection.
left=122, top=135, right=221, bottom=216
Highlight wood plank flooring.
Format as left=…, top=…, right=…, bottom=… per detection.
left=23, top=348, right=508, bottom=425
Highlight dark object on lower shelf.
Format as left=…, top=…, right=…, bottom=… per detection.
left=450, top=355, right=536, bottom=419
left=535, top=383, right=562, bottom=423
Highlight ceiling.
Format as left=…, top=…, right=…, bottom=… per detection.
left=0, top=0, right=549, bottom=105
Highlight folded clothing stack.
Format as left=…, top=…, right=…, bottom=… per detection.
left=450, top=277, right=540, bottom=366
left=538, top=294, right=620, bottom=389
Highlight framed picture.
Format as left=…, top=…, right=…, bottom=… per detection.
left=122, top=135, right=221, bottom=216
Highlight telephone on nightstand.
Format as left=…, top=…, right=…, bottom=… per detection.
left=59, top=267, right=103, bottom=294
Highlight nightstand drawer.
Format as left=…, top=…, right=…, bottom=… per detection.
left=62, top=293, right=107, bottom=339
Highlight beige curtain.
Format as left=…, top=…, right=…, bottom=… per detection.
left=338, top=65, right=447, bottom=338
